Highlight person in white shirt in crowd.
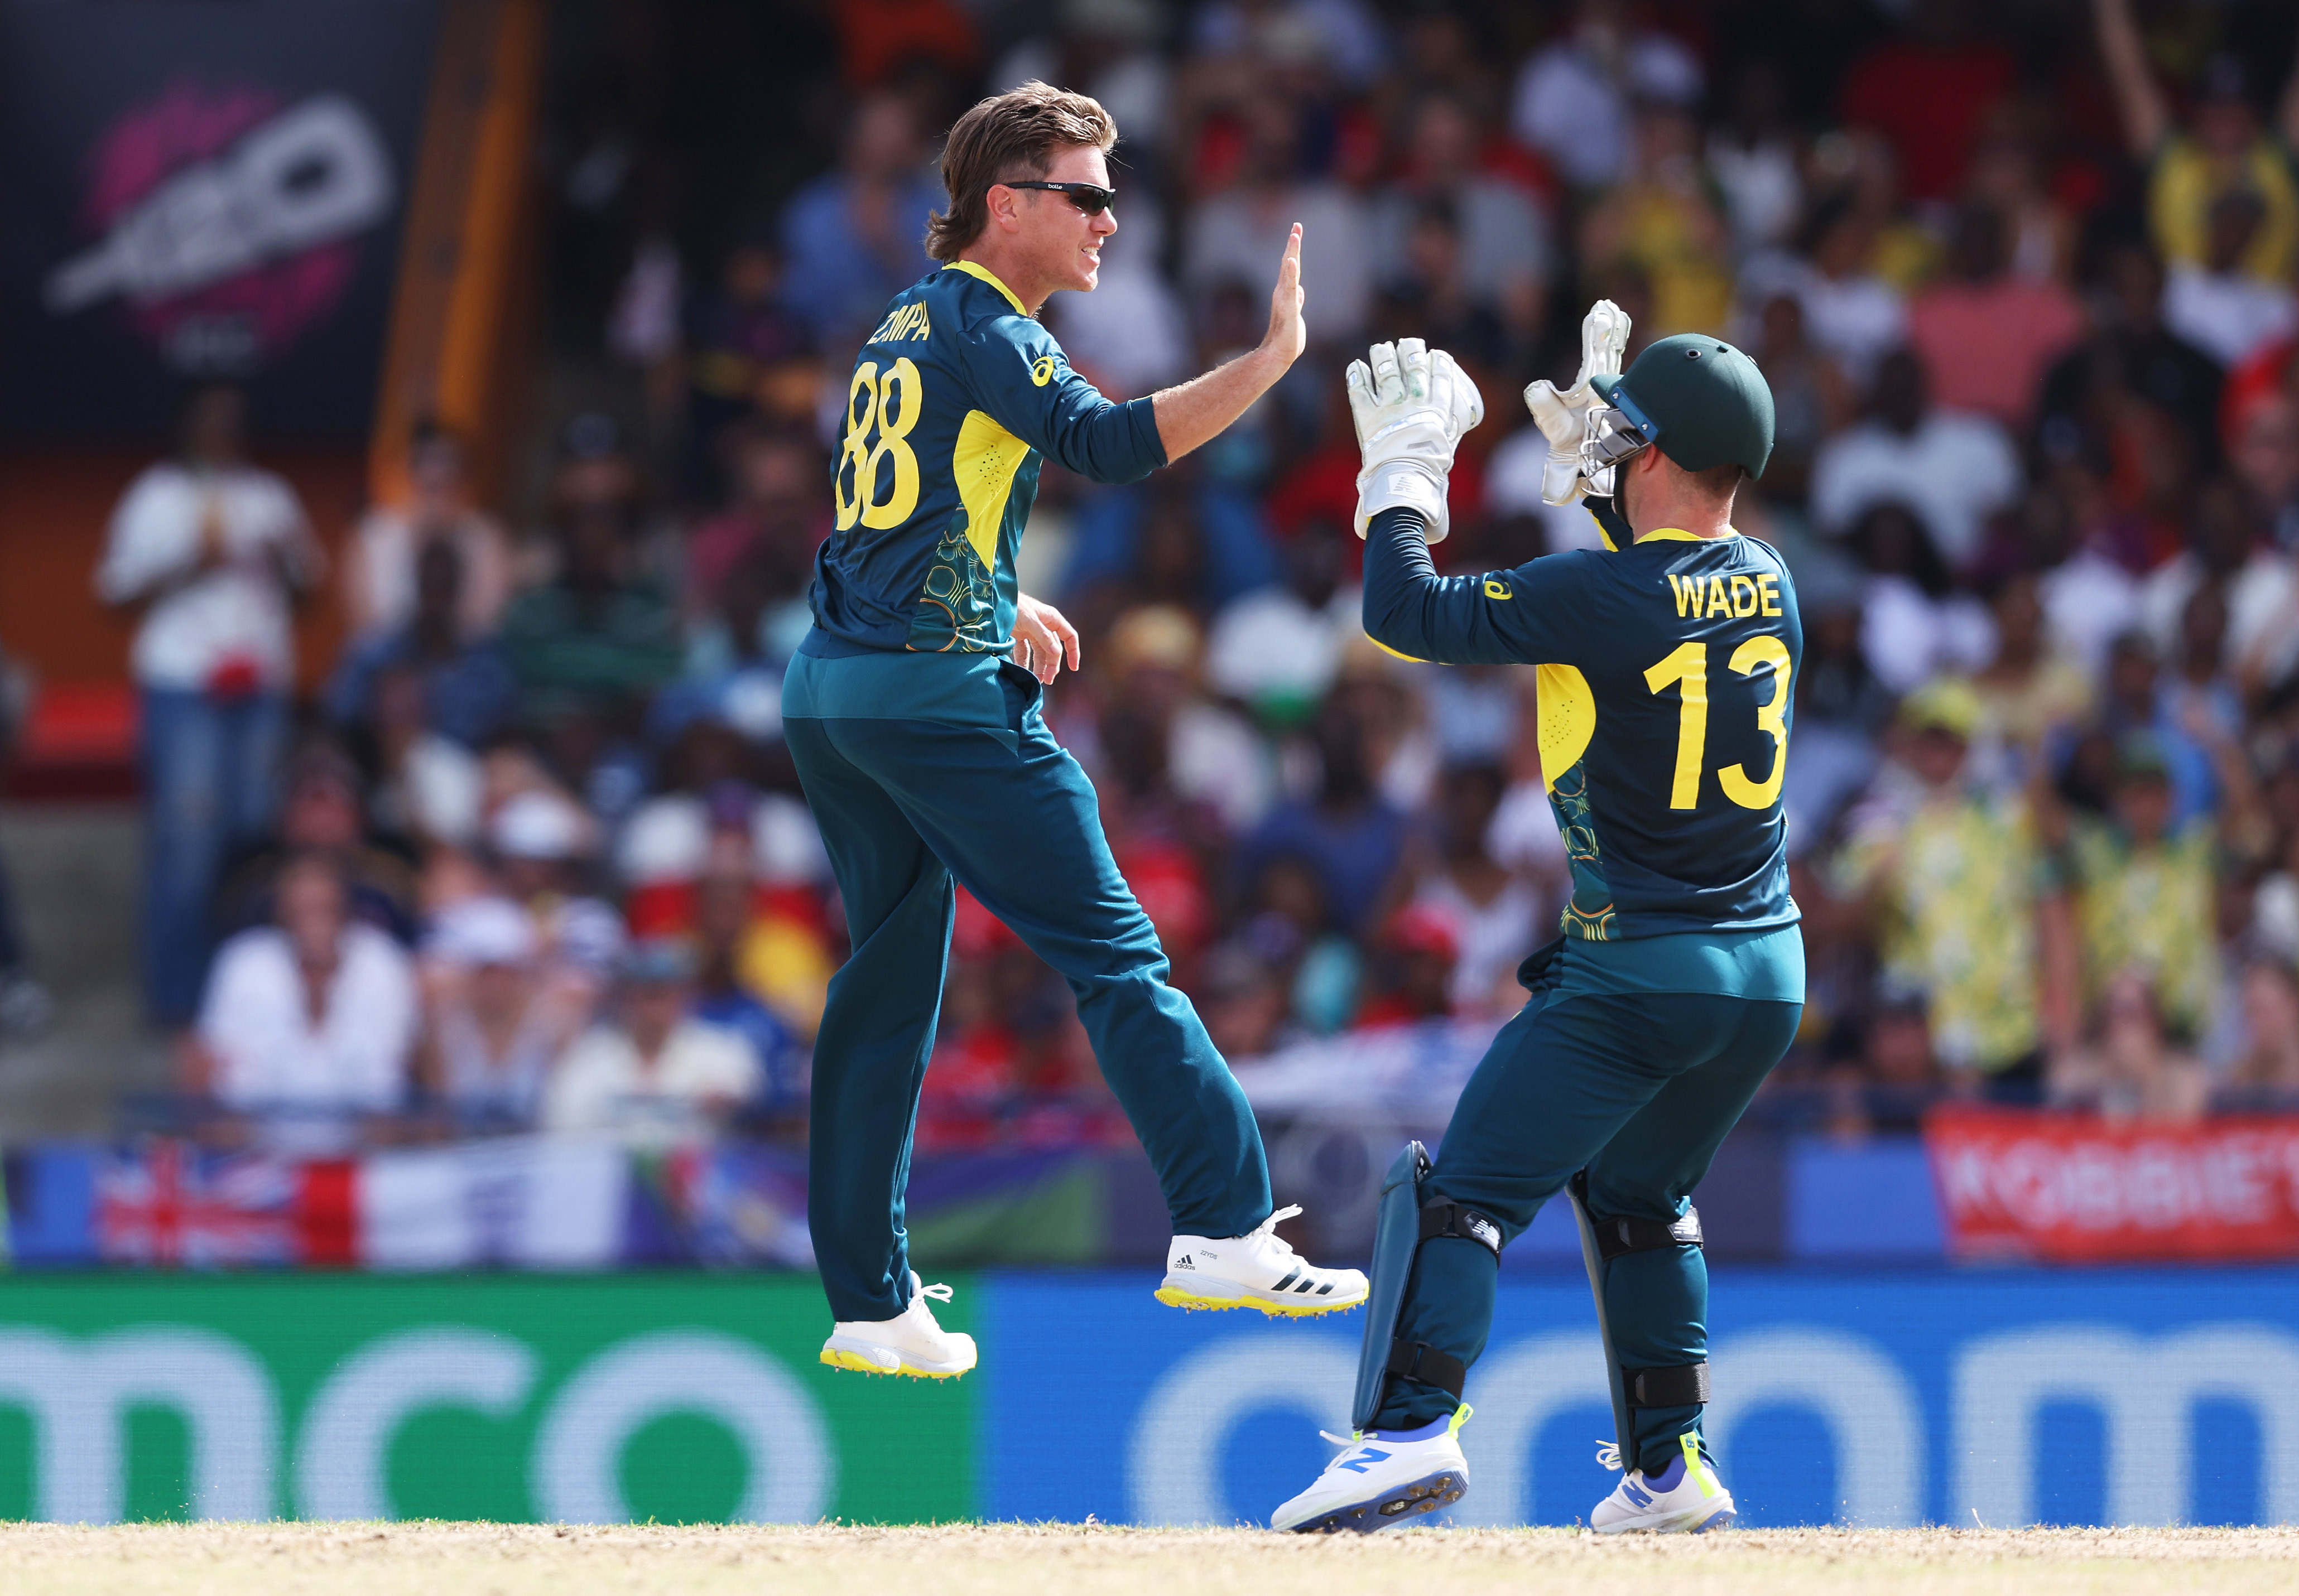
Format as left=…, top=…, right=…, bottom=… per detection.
left=2138, top=474, right=2298, bottom=688
left=483, top=786, right=628, bottom=1019
left=1735, top=192, right=1908, bottom=390
left=1706, top=60, right=1803, bottom=261
left=95, top=386, right=323, bottom=1025
left=1810, top=348, right=2022, bottom=571
left=1508, top=0, right=1701, bottom=190
left=2161, top=190, right=2299, bottom=372
left=417, top=894, right=592, bottom=1136
left=1186, top=97, right=1373, bottom=347
left=543, top=937, right=761, bottom=1150
left=341, top=418, right=513, bottom=644
left=184, top=850, right=416, bottom=1152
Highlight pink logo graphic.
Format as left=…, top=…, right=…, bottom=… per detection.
left=44, top=77, right=396, bottom=374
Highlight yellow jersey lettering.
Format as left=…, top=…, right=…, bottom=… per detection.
left=1759, top=573, right=1781, bottom=616
left=911, top=303, right=931, bottom=341
left=1668, top=574, right=1695, bottom=617
left=1484, top=577, right=1513, bottom=600
left=1704, top=575, right=1729, bottom=618
left=1730, top=575, right=1758, bottom=618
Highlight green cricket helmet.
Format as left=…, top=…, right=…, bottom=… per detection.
left=1592, top=332, right=1776, bottom=481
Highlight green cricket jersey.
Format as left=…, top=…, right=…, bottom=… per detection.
left=1365, top=507, right=1803, bottom=957
left=806, top=261, right=1166, bottom=658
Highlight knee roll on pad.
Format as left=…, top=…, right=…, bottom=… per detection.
left=1350, top=1142, right=1504, bottom=1431
left=1565, top=1170, right=1709, bottom=1470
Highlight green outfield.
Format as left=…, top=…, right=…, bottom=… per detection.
left=0, top=1524, right=2292, bottom=1596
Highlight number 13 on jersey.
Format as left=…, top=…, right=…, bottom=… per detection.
left=1643, top=637, right=1791, bottom=812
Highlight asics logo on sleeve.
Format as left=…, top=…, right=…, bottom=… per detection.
left=1484, top=577, right=1513, bottom=600
left=1030, top=354, right=1057, bottom=386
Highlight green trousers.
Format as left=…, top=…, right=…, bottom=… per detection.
left=1378, top=983, right=1800, bottom=1472
left=784, top=649, right=1271, bottom=1323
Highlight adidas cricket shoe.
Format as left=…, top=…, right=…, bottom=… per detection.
left=820, top=1273, right=977, bottom=1378
left=1271, top=1407, right=1471, bottom=1533
left=1157, top=1204, right=1370, bottom=1317
left=1589, top=1434, right=1737, bottom=1534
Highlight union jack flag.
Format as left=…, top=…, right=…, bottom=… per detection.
left=94, top=1139, right=301, bottom=1267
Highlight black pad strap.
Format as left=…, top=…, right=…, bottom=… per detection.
left=1588, top=1205, right=1703, bottom=1260
left=1624, top=1361, right=1711, bottom=1409
left=1386, top=1338, right=1468, bottom=1401
left=1418, top=1200, right=1504, bottom=1257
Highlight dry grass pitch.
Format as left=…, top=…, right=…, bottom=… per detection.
left=0, top=1523, right=2293, bottom=1595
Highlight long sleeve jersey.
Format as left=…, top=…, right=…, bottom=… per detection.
left=807, top=261, right=1166, bottom=657
left=1364, top=507, right=1803, bottom=943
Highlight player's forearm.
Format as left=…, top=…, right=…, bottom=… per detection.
left=1151, top=345, right=1290, bottom=462
left=1361, top=508, right=1516, bottom=666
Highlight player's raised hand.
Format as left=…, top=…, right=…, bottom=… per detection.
left=1523, top=298, right=1633, bottom=505
left=1012, top=592, right=1081, bottom=684
left=1262, top=223, right=1307, bottom=369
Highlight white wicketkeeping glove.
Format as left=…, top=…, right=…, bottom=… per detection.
left=1521, top=299, right=1632, bottom=505
left=1345, top=337, right=1485, bottom=544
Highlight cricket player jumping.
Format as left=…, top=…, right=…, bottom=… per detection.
left=785, top=83, right=1367, bottom=1381
left=1272, top=307, right=1799, bottom=1533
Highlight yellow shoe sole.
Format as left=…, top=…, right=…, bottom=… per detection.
left=819, top=1347, right=973, bottom=1378
left=1154, top=1284, right=1368, bottom=1318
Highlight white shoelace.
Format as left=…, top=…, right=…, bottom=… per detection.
left=918, top=1281, right=954, bottom=1304
left=1318, top=1430, right=1356, bottom=1446
left=1595, top=1441, right=1623, bottom=1472
left=1251, top=1204, right=1305, bottom=1251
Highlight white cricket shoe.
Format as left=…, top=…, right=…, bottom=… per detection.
left=1157, top=1204, right=1370, bottom=1317
left=819, top=1273, right=977, bottom=1378
left=1271, top=1407, right=1472, bottom=1533
left=1589, top=1434, right=1737, bottom=1533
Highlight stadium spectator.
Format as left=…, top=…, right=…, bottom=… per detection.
left=1579, top=98, right=1736, bottom=338
left=1507, top=0, right=1701, bottom=191
left=1407, top=760, right=1543, bottom=1016
left=2093, top=0, right=2299, bottom=290
left=342, top=419, right=512, bottom=643
left=776, top=90, right=942, bottom=346
left=1810, top=349, right=2022, bottom=570
left=1905, top=202, right=2083, bottom=429
left=417, top=894, right=589, bottom=1137
left=328, top=539, right=518, bottom=753
left=676, top=230, right=818, bottom=502
left=498, top=436, right=682, bottom=745
left=1184, top=96, right=1373, bottom=346
left=184, top=851, right=417, bottom=1150
left=2048, top=968, right=2211, bottom=1124
left=1737, top=192, right=1908, bottom=390
left=1369, top=91, right=1552, bottom=368
left=543, top=937, right=760, bottom=1149
left=1830, top=680, right=2068, bottom=1101
left=2160, top=191, right=2299, bottom=370
left=97, top=386, right=321, bottom=1025
left=2035, top=242, right=2224, bottom=484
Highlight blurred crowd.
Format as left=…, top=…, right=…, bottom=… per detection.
left=94, top=0, right=2299, bottom=1154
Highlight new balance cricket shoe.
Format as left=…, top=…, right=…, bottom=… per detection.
left=1157, top=1204, right=1370, bottom=1316
left=819, top=1273, right=977, bottom=1378
left=1589, top=1434, right=1737, bottom=1534
left=1271, top=1407, right=1472, bottom=1533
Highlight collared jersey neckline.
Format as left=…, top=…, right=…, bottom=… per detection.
left=942, top=259, right=1028, bottom=315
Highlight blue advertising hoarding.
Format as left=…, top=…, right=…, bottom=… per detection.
left=981, top=1267, right=2299, bottom=1529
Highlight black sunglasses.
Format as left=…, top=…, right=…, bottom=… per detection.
left=1000, top=180, right=1116, bottom=215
